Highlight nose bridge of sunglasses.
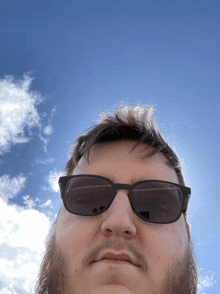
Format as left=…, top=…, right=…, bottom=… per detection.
left=112, top=185, right=132, bottom=205
left=114, top=183, right=131, bottom=195
left=110, top=189, right=133, bottom=212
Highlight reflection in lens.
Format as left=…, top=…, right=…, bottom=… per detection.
left=93, top=206, right=106, bottom=214
left=133, top=182, right=182, bottom=223
left=64, top=176, right=113, bottom=215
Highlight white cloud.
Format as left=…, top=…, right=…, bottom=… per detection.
left=0, top=74, right=43, bottom=154
left=47, top=170, right=63, bottom=193
left=0, top=175, right=26, bottom=201
left=0, top=73, right=55, bottom=154
left=0, top=197, right=51, bottom=294
left=0, top=174, right=52, bottom=293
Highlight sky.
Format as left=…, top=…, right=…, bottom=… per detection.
left=0, top=0, right=219, bottom=293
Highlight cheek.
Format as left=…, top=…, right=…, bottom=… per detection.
left=55, top=209, right=98, bottom=259
left=143, top=218, right=189, bottom=264
left=156, top=231, right=185, bottom=259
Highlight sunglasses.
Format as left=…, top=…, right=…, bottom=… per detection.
left=59, top=174, right=191, bottom=224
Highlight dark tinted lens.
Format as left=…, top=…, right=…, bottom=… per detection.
left=64, top=176, right=113, bottom=215
left=133, top=182, right=183, bottom=223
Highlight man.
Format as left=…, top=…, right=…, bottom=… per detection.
left=35, top=105, right=199, bottom=294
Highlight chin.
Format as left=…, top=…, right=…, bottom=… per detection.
left=88, top=284, right=134, bottom=294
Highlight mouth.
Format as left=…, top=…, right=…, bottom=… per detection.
left=98, top=258, right=132, bottom=265
left=93, top=252, right=140, bottom=267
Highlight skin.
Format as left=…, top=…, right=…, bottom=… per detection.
left=55, top=141, right=192, bottom=294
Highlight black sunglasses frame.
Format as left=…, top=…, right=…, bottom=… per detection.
left=59, top=174, right=191, bottom=224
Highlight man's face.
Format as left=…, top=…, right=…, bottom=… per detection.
left=54, top=141, right=196, bottom=294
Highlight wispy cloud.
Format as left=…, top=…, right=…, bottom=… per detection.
left=0, top=73, right=54, bottom=154
left=0, top=174, right=26, bottom=201
left=22, top=195, right=37, bottom=209
left=43, top=124, right=53, bottom=136
left=0, top=176, right=51, bottom=294
left=198, top=269, right=217, bottom=293
left=40, top=199, right=52, bottom=207
left=43, top=106, right=56, bottom=137
left=35, top=158, right=54, bottom=165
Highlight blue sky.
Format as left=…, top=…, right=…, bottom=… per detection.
left=0, top=0, right=219, bottom=293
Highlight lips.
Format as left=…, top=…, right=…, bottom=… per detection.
left=95, top=252, right=139, bottom=267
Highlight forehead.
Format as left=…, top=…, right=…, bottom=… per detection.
left=73, top=141, right=179, bottom=185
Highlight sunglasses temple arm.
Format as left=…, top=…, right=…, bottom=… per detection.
left=59, top=183, right=65, bottom=199
left=183, top=193, right=191, bottom=213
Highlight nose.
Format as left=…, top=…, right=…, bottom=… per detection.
left=101, top=189, right=137, bottom=239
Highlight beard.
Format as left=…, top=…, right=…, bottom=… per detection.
left=35, top=220, right=199, bottom=294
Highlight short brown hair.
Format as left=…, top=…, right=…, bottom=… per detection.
left=65, top=105, right=185, bottom=186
